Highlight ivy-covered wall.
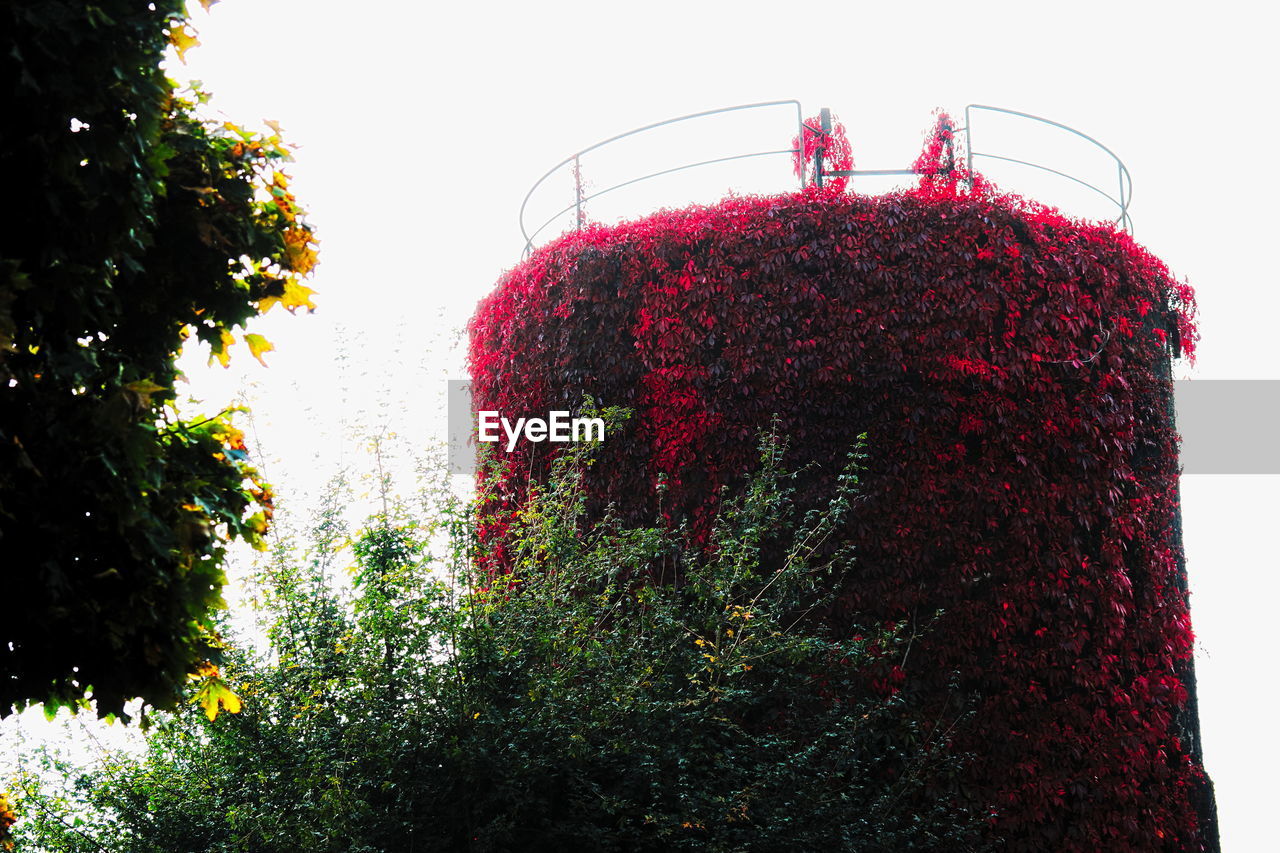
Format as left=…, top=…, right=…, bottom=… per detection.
left=468, top=127, right=1216, bottom=851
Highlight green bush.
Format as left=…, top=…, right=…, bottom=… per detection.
left=11, top=427, right=989, bottom=852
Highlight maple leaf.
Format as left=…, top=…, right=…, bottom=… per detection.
left=169, top=25, right=200, bottom=63
left=260, top=280, right=317, bottom=315
left=209, top=328, right=235, bottom=368
left=283, top=227, right=319, bottom=275
left=242, top=511, right=270, bottom=551
left=190, top=664, right=243, bottom=721
left=244, top=333, right=275, bottom=366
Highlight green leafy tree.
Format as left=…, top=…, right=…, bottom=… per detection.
left=0, top=0, right=317, bottom=718
left=11, top=430, right=990, bottom=852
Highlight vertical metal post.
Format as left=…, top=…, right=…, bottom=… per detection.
left=941, top=117, right=955, bottom=175
left=964, top=105, right=975, bottom=190
left=815, top=107, right=831, bottom=188
left=1118, top=161, right=1129, bottom=233
left=795, top=105, right=806, bottom=190
left=574, top=154, right=583, bottom=229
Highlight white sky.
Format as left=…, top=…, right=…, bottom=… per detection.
left=8, top=0, right=1278, bottom=848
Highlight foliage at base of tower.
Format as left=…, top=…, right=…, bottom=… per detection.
left=0, top=1, right=317, bottom=718
left=9, top=437, right=990, bottom=852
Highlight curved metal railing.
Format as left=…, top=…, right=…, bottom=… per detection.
left=519, top=100, right=804, bottom=256
left=519, top=101, right=1135, bottom=255
left=964, top=104, right=1133, bottom=232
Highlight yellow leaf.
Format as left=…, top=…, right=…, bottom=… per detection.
left=198, top=0, right=221, bottom=10
left=169, top=24, right=201, bottom=63
left=264, top=119, right=284, bottom=137
left=209, top=420, right=246, bottom=450
left=205, top=681, right=242, bottom=720
left=283, top=228, right=319, bottom=275
left=244, top=333, right=275, bottom=366
left=245, top=511, right=269, bottom=546
left=282, top=280, right=317, bottom=313
left=209, top=328, right=235, bottom=368
left=190, top=663, right=243, bottom=720
left=259, top=279, right=318, bottom=315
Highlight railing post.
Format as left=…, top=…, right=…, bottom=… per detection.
left=1118, top=160, right=1130, bottom=233
left=964, top=105, right=975, bottom=191
left=941, top=117, right=955, bottom=175
left=573, top=154, right=583, bottom=230
left=522, top=100, right=806, bottom=251
left=795, top=103, right=805, bottom=190
left=815, top=107, right=831, bottom=188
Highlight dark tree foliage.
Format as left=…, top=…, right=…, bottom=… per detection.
left=0, top=1, right=317, bottom=718
left=467, top=119, right=1216, bottom=850
left=10, top=436, right=990, bottom=852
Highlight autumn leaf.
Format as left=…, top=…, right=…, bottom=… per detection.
left=260, top=280, right=317, bottom=314
left=209, top=328, right=235, bottom=368
left=190, top=665, right=243, bottom=721
left=244, top=333, right=275, bottom=366
left=208, top=419, right=246, bottom=451
left=169, top=24, right=200, bottom=63
left=243, top=511, right=269, bottom=551
left=283, top=227, right=319, bottom=275
left=264, top=119, right=284, bottom=137
left=198, top=0, right=221, bottom=10
left=192, top=661, right=220, bottom=679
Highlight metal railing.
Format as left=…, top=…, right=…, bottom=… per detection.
left=519, top=100, right=805, bottom=256
left=965, top=104, right=1133, bottom=233
left=519, top=101, right=1135, bottom=255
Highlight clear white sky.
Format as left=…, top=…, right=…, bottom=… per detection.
left=14, top=0, right=1280, bottom=848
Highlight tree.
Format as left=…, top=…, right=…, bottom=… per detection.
left=0, top=0, right=317, bottom=719
left=9, top=430, right=990, bottom=852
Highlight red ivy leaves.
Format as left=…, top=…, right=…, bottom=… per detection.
left=793, top=113, right=853, bottom=192
left=914, top=109, right=968, bottom=194
left=469, top=139, right=1206, bottom=852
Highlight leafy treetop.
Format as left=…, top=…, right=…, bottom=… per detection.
left=0, top=0, right=317, bottom=720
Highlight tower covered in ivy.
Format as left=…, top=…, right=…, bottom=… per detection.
left=469, top=113, right=1218, bottom=852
